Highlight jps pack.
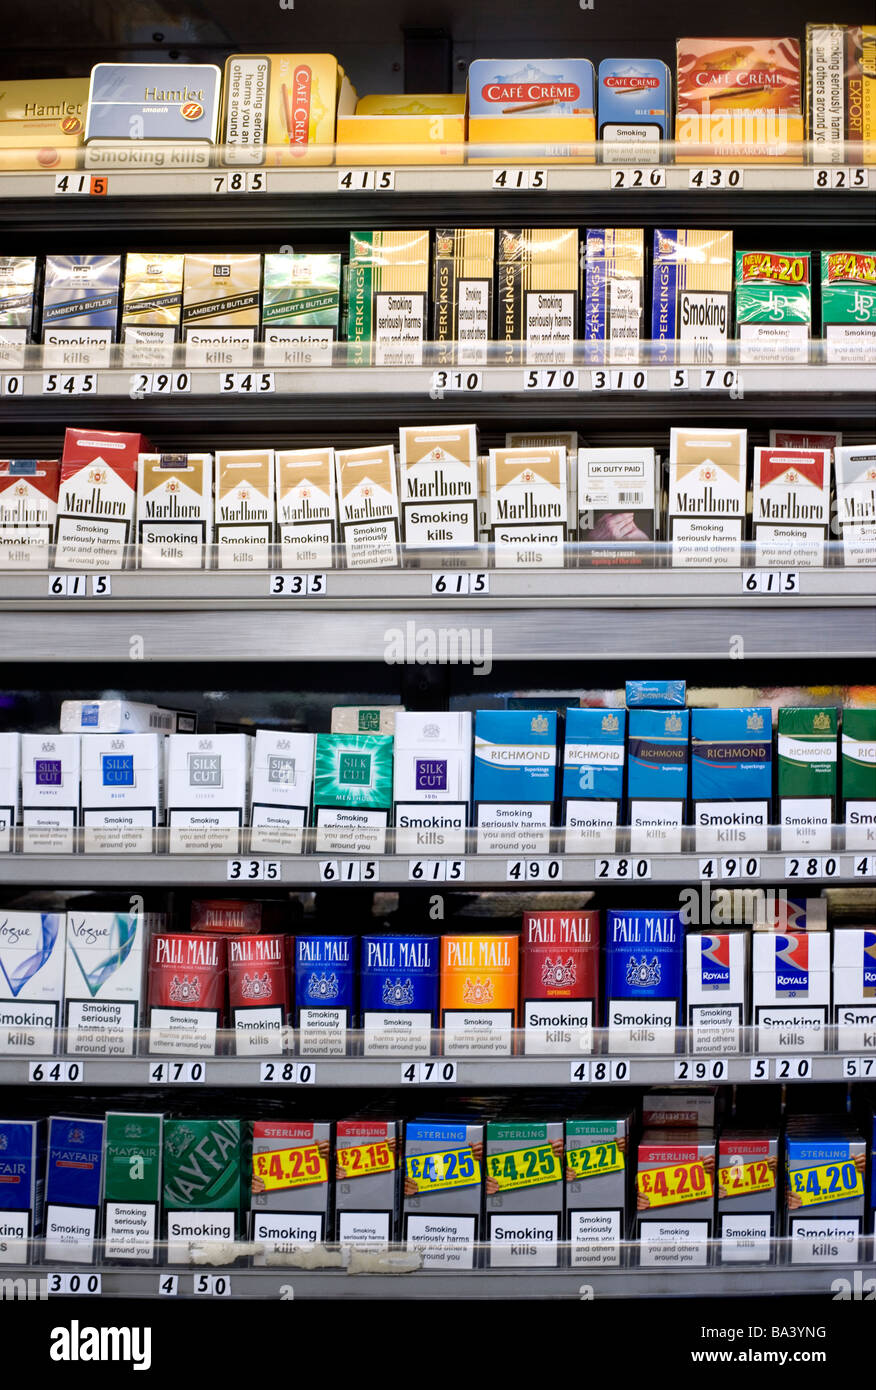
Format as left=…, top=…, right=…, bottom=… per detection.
left=399, top=424, right=479, bottom=553
left=576, top=447, right=656, bottom=565
left=752, top=931, right=831, bottom=1052
left=163, top=1118, right=249, bottom=1264
left=834, top=445, right=876, bottom=568
left=440, top=934, right=519, bottom=1056
left=335, top=443, right=401, bottom=569
left=0, top=1119, right=45, bottom=1264
left=403, top=1118, right=484, bottom=1269
left=627, top=708, right=690, bottom=854
left=778, top=706, right=838, bottom=851
left=0, top=911, right=65, bottom=1055
left=474, top=709, right=557, bottom=855
left=832, top=929, right=876, bottom=1051
left=735, top=251, right=812, bottom=364
left=102, top=1112, right=163, bottom=1263
left=843, top=708, right=876, bottom=850
left=80, top=732, right=163, bottom=854
left=250, top=729, right=315, bottom=855
left=582, top=229, right=646, bottom=363
left=0, top=459, right=60, bottom=571
left=295, top=934, right=355, bottom=1056
left=488, top=445, right=568, bottom=568
left=485, top=1119, right=564, bottom=1267
left=597, top=59, right=670, bottom=161
left=20, top=733, right=80, bottom=854
left=214, top=449, right=274, bottom=569
left=520, top=910, right=600, bottom=1054
left=752, top=447, right=831, bottom=568
left=228, top=934, right=293, bottom=1056
left=717, top=1129, right=779, bottom=1264
left=785, top=1126, right=866, bottom=1264
left=64, top=911, right=145, bottom=1056
left=652, top=230, right=733, bottom=365
left=335, top=1117, right=400, bottom=1250
left=562, top=707, right=626, bottom=853
left=250, top=1120, right=331, bottom=1262
left=360, top=934, right=440, bottom=1056
left=136, top=453, right=213, bottom=568
left=820, top=251, right=876, bottom=363
left=392, top=710, right=472, bottom=856
left=668, top=426, right=747, bottom=567
left=636, top=1128, right=716, bottom=1267
left=0, top=732, right=19, bottom=852
left=275, top=448, right=336, bottom=571
left=166, top=732, right=251, bottom=854
left=685, top=931, right=750, bottom=1054
left=605, top=910, right=684, bottom=1054
left=313, top=732, right=393, bottom=855
left=565, top=1115, right=631, bottom=1267
left=691, top=707, right=772, bottom=853
left=56, top=428, right=147, bottom=571
left=147, top=932, right=227, bottom=1055
left=45, top=1115, right=105, bottom=1264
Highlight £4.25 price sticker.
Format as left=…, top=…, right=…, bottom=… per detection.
left=486, top=1143, right=562, bottom=1192
left=405, top=1147, right=479, bottom=1192
left=253, top=1144, right=328, bottom=1192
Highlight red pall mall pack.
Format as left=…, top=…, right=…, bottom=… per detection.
left=147, top=932, right=227, bottom=1055
left=520, top=909, right=600, bottom=1054
left=227, top=933, right=293, bottom=1056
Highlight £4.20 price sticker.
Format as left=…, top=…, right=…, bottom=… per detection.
left=637, top=1159, right=714, bottom=1208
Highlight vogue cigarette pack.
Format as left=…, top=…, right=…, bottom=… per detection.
left=63, top=909, right=146, bottom=1054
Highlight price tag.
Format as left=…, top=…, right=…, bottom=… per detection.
left=193, top=1274, right=232, bottom=1296
left=774, top=1056, right=812, bottom=1079
left=842, top=1056, right=876, bottom=1079
left=47, top=1272, right=102, bottom=1295
left=852, top=855, right=876, bottom=877
left=129, top=371, right=191, bottom=395
left=269, top=573, right=328, bottom=596
left=259, top=1061, right=316, bottom=1084
left=718, top=1159, right=775, bottom=1197
left=610, top=369, right=648, bottom=390
left=637, top=1159, right=713, bottom=1207
left=226, top=859, right=281, bottom=882
left=750, top=1057, right=771, bottom=1080
left=670, top=369, right=689, bottom=390
left=610, top=166, right=666, bottom=188
left=29, top=1061, right=83, bottom=1083
left=41, top=372, right=97, bottom=395
left=318, top=860, right=379, bottom=883
left=212, top=171, right=266, bottom=193
left=566, top=1142, right=625, bottom=1177
left=720, top=856, right=760, bottom=879
left=700, top=368, right=741, bottom=391
left=148, top=1061, right=206, bottom=1084
left=524, top=367, right=579, bottom=391
left=674, top=1058, right=728, bottom=1081
left=337, top=168, right=395, bottom=190
left=569, top=1061, right=590, bottom=1083
left=407, top=858, right=466, bottom=882
left=487, top=1142, right=562, bottom=1192
left=812, top=167, right=869, bottom=189
left=589, top=1059, right=630, bottom=1083
left=2, top=374, right=23, bottom=396
left=430, top=572, right=489, bottom=595
left=688, top=167, right=744, bottom=189
left=505, top=859, right=563, bottom=881
left=90, top=574, right=112, bottom=597
left=742, top=570, right=800, bottom=594
left=158, top=1275, right=179, bottom=1296
left=54, top=174, right=107, bottom=196
left=491, top=168, right=547, bottom=189
left=788, top=1159, right=863, bottom=1205
left=336, top=1140, right=396, bottom=1178
left=595, top=856, right=651, bottom=880
left=430, top=369, right=483, bottom=393
left=784, top=855, right=839, bottom=880
left=400, top=1060, right=458, bottom=1084
left=254, top=1143, right=328, bottom=1192
left=405, top=1147, right=478, bottom=1192
left=220, top=371, right=275, bottom=393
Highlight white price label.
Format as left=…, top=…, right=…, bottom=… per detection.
left=505, top=859, right=563, bottom=881
left=742, top=570, right=800, bottom=594
left=430, top=369, right=483, bottom=393
left=148, top=1061, right=206, bottom=1084
left=194, top=1274, right=232, bottom=1296
left=688, top=167, right=744, bottom=189
left=407, top=859, right=467, bottom=882
left=430, top=571, right=489, bottom=595
left=595, top=856, right=651, bottom=880
left=813, top=167, right=869, bottom=189
left=158, top=1276, right=179, bottom=1296
left=852, top=855, right=876, bottom=877
left=700, top=368, right=740, bottom=391
left=674, top=1058, right=728, bottom=1081
left=90, top=574, right=112, bottom=596
left=491, top=167, right=547, bottom=189
left=569, top=1061, right=590, bottom=1083
left=720, top=856, right=761, bottom=879
left=29, top=1061, right=83, bottom=1083
left=399, top=1060, right=457, bottom=1084
left=226, top=858, right=281, bottom=882
left=843, top=1056, right=876, bottom=1078
left=2, top=374, right=23, bottom=396
left=269, top=573, right=327, bottom=596
left=319, top=860, right=379, bottom=883
left=670, top=369, right=689, bottom=390
left=337, top=168, right=395, bottom=190
left=524, top=367, right=579, bottom=391
left=212, top=171, right=267, bottom=193
left=750, top=1057, right=771, bottom=1080
left=41, top=372, right=96, bottom=395
left=54, top=174, right=107, bottom=196
left=785, top=855, right=839, bottom=880
left=589, top=369, right=647, bottom=391
left=259, top=1061, right=316, bottom=1084
left=589, top=1059, right=630, bottom=1083
left=610, top=166, right=666, bottom=188
left=47, top=1272, right=102, bottom=1296
left=220, top=371, right=275, bottom=394
left=775, top=1056, right=812, bottom=1080
left=129, top=371, right=191, bottom=395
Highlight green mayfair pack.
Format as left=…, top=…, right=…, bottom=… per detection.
left=163, top=1118, right=250, bottom=1263
left=103, top=1112, right=163, bottom=1262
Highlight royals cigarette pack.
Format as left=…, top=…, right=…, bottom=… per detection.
left=474, top=709, right=558, bottom=854
left=820, top=251, right=876, bottom=362
left=80, top=732, right=162, bottom=854
left=0, top=77, right=88, bottom=171
left=685, top=931, right=749, bottom=1054
left=0, top=459, right=60, bottom=571
left=250, top=1120, right=331, bottom=1260
left=627, top=708, right=689, bottom=854
left=121, top=252, right=184, bottom=357
left=147, top=931, right=227, bottom=1055
left=399, top=425, right=479, bottom=553
left=163, top=1118, right=249, bottom=1263
left=86, top=64, right=221, bottom=142
left=668, top=426, right=747, bottom=566
left=676, top=38, right=803, bottom=160
left=64, top=911, right=145, bottom=1056
left=562, top=707, right=625, bottom=853
left=335, top=443, right=400, bottom=569
left=718, top=1129, right=779, bottom=1263
left=806, top=25, right=876, bottom=165
left=331, top=706, right=401, bottom=735
left=0, top=733, right=19, bottom=853
left=313, top=733, right=392, bottom=855
left=182, top=253, right=261, bottom=341
left=56, top=427, right=147, bottom=571
left=166, top=732, right=251, bottom=854
left=250, top=729, right=315, bottom=855
left=0, top=912, right=65, bottom=1055
left=0, top=1119, right=45, bottom=1263
left=0, top=254, right=38, bottom=345
left=347, top=230, right=429, bottom=366
left=432, top=229, right=494, bottom=364
left=576, top=447, right=656, bottom=565
left=42, top=253, right=121, bottom=342
left=360, top=934, right=440, bottom=1056
left=520, top=910, right=600, bottom=1054
left=597, top=59, right=671, bottom=160
left=335, top=1117, right=400, bottom=1249
left=61, top=699, right=195, bottom=735
left=488, top=445, right=567, bottom=568
left=752, top=446, right=831, bottom=567
left=45, top=1115, right=105, bottom=1264
left=102, top=1113, right=163, bottom=1264
left=735, top=251, right=812, bottom=363
left=392, top=710, right=471, bottom=856
left=485, top=1119, right=564, bottom=1267
left=275, top=449, right=337, bottom=570
left=467, top=59, right=596, bottom=161
left=832, top=928, right=876, bottom=1051
left=336, top=92, right=465, bottom=164
left=21, top=733, right=80, bottom=854
left=778, top=706, right=838, bottom=851
left=566, top=1114, right=631, bottom=1267
left=652, top=230, right=733, bottom=365
left=636, top=1128, right=716, bottom=1267
left=295, top=934, right=355, bottom=1056
left=834, top=445, right=876, bottom=568
left=214, top=448, right=274, bottom=569
left=136, top=452, right=212, bottom=568
left=752, top=931, right=831, bottom=1052
left=692, top=708, right=772, bottom=852
left=582, top=229, right=645, bottom=363
left=403, top=1118, right=484, bottom=1268
left=222, top=53, right=355, bottom=166
left=228, top=934, right=292, bottom=1055
left=843, top=708, right=876, bottom=850
left=496, top=228, right=579, bottom=363
left=440, top=933, right=518, bottom=1056
left=785, top=1125, right=866, bottom=1264
left=605, top=910, right=684, bottom=1054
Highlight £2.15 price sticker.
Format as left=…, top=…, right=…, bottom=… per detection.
left=336, top=1141, right=396, bottom=1179
left=253, top=1144, right=327, bottom=1192
left=637, top=1160, right=713, bottom=1207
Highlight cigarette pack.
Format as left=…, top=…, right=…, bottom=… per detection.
left=227, top=934, right=292, bottom=1056
left=562, top=707, right=625, bottom=853
left=676, top=38, right=803, bottom=160
left=250, top=1120, right=331, bottom=1260
left=403, top=1118, right=484, bottom=1268
left=214, top=448, right=274, bottom=569
left=820, top=251, right=876, bottom=363
left=735, top=251, right=812, bottom=363
left=651, top=230, right=733, bottom=365
left=770, top=430, right=842, bottom=453
left=485, top=1119, right=564, bottom=1267
left=752, top=446, right=831, bottom=567
left=190, top=900, right=263, bottom=934
left=275, top=448, right=336, bottom=570
left=778, top=706, right=838, bottom=851
left=717, top=1129, right=779, bottom=1263
left=432, top=229, right=494, bottom=364
left=166, top=732, right=251, bottom=854
left=488, top=445, right=567, bottom=568
left=0, top=912, right=65, bottom=1055
left=295, top=934, right=355, bottom=1057
left=597, top=59, right=671, bottom=161
left=86, top=64, right=221, bottom=142
left=337, top=92, right=465, bottom=164
left=0, top=1119, right=45, bottom=1264
left=60, top=698, right=195, bottom=735
left=103, top=1113, right=163, bottom=1263
left=182, top=253, right=261, bottom=350
left=0, top=732, right=19, bottom=852
left=347, top=230, right=429, bottom=366
left=0, top=254, right=38, bottom=346
left=80, top=732, right=162, bottom=854
left=392, top=710, right=471, bottom=856
left=221, top=53, right=355, bottom=166
left=582, top=229, right=645, bottom=363
left=752, top=931, right=831, bottom=1052
left=685, top=931, right=750, bottom=1053
left=335, top=1117, right=400, bottom=1249
left=0, top=459, right=59, bottom=571
left=576, top=446, right=655, bottom=564
left=806, top=25, right=876, bottom=165
left=261, top=252, right=341, bottom=346
left=21, top=733, right=80, bottom=854
left=605, top=910, right=684, bottom=1054
left=56, top=427, right=146, bottom=571
left=399, top=425, right=479, bottom=553
left=45, top=1115, right=105, bottom=1264
left=163, top=1118, right=250, bottom=1263
left=147, top=932, right=227, bottom=1055
left=692, top=708, right=772, bottom=852
left=642, top=1093, right=716, bottom=1128
left=335, top=443, right=400, bottom=569
left=496, top=228, right=579, bottom=363
left=520, top=910, right=600, bottom=1054
left=250, top=729, right=314, bottom=855
left=668, top=426, right=747, bottom=567
left=636, top=1128, right=716, bottom=1267
left=752, top=895, right=828, bottom=933
left=313, top=733, right=393, bottom=855
left=42, top=253, right=121, bottom=342
left=566, top=1114, right=631, bottom=1267
left=627, top=708, right=689, bottom=854
left=834, top=445, right=876, bottom=568
left=331, top=706, right=402, bottom=735
left=785, top=1126, right=866, bottom=1263
left=626, top=680, right=687, bottom=709
left=832, top=928, right=876, bottom=1050
left=64, top=911, right=145, bottom=1056
left=136, top=452, right=212, bottom=568
left=467, top=59, right=596, bottom=161
left=440, top=934, right=519, bottom=1056
left=474, top=709, right=558, bottom=855
left=0, top=77, right=88, bottom=171
left=360, top=934, right=440, bottom=1056
left=843, top=708, right=876, bottom=850
left=121, top=252, right=184, bottom=359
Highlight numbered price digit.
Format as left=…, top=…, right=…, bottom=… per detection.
left=569, top=1061, right=590, bottom=1083
left=742, top=571, right=800, bottom=594
left=670, top=369, right=689, bottom=390
left=337, top=168, right=395, bottom=190
left=400, top=1060, right=458, bottom=1084
left=148, top=1061, right=206, bottom=1084
left=47, top=1272, right=102, bottom=1295
left=159, top=1275, right=179, bottom=1297
left=194, top=1274, right=232, bottom=1297
left=222, top=372, right=275, bottom=394
left=226, top=858, right=280, bottom=881
left=491, top=168, right=547, bottom=189
left=750, top=1057, right=771, bottom=1080
left=813, top=167, right=869, bottom=189
left=595, top=857, right=651, bottom=880
left=28, top=1061, right=82, bottom=1083
left=721, top=856, right=760, bottom=880
left=609, top=369, right=648, bottom=391
left=842, top=1057, right=876, bottom=1079
left=675, top=1058, right=727, bottom=1081
left=2, top=374, right=23, bottom=396
left=775, top=1056, right=812, bottom=1080
left=785, top=856, right=837, bottom=880
left=588, top=1059, right=630, bottom=1083
left=852, top=855, right=876, bottom=877
left=525, top=368, right=579, bottom=391
left=700, top=368, right=741, bottom=391
left=688, top=167, right=743, bottom=189
left=430, top=369, right=483, bottom=393
left=610, top=167, right=666, bottom=189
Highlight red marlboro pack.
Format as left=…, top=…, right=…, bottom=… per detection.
left=227, top=933, right=293, bottom=1056
left=520, top=910, right=600, bottom=1055
left=147, top=932, right=227, bottom=1055
left=0, top=460, right=60, bottom=570
left=752, top=447, right=831, bottom=569
left=56, top=428, right=148, bottom=571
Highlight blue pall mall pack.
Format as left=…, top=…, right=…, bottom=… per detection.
left=562, top=707, right=626, bottom=853
left=295, top=934, right=355, bottom=1057
left=597, top=59, right=671, bottom=162
left=627, top=707, right=690, bottom=853
left=360, top=933, right=440, bottom=1057
left=605, top=910, right=684, bottom=1054
left=692, top=707, right=773, bottom=853
left=45, top=1114, right=105, bottom=1263
left=0, top=1118, right=45, bottom=1263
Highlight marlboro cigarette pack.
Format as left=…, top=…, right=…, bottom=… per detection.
left=250, top=729, right=315, bottom=855
left=520, top=909, right=600, bottom=1054
left=335, top=1117, right=400, bottom=1249
left=163, top=1118, right=250, bottom=1263
left=440, top=933, right=519, bottom=1056
left=103, top=1113, right=163, bottom=1263
left=250, top=1120, right=331, bottom=1260
left=21, top=733, right=80, bottom=854
left=347, top=230, right=429, bottom=366
left=785, top=1123, right=866, bottom=1264
left=718, top=1129, right=779, bottom=1263
left=63, top=911, right=145, bottom=1055
left=0, top=459, right=60, bottom=571
left=0, top=912, right=65, bottom=1055
left=752, top=447, right=831, bottom=567
left=61, top=699, right=194, bottom=735
left=86, top=64, right=222, bottom=142
left=147, top=932, right=227, bottom=1055
left=275, top=448, right=336, bottom=571
left=335, top=444, right=400, bottom=569
left=0, top=1119, right=45, bottom=1263
left=221, top=53, right=356, bottom=166
left=42, top=253, right=121, bottom=333
left=752, top=931, right=831, bottom=1052
left=834, top=445, right=876, bottom=567
left=691, top=707, right=772, bottom=853
left=403, top=1117, right=484, bottom=1268
left=45, top=1115, right=105, bottom=1264
left=485, top=1119, right=564, bottom=1267
left=392, top=710, right=471, bottom=857
left=137, top=452, right=212, bottom=568
left=214, top=448, right=274, bottom=569
left=652, top=230, right=733, bottom=365
left=636, top=1128, right=716, bottom=1266
left=562, top=707, right=625, bottom=853
left=0, top=255, right=38, bottom=340
left=227, top=933, right=292, bottom=1056
left=668, top=426, right=747, bottom=566
left=597, top=59, right=671, bottom=160
left=399, top=425, right=479, bottom=552
left=806, top=25, right=876, bottom=165
left=676, top=38, right=803, bottom=160
left=166, top=732, right=251, bottom=854
left=833, top=928, right=876, bottom=1050
left=488, top=445, right=567, bottom=568
left=56, top=427, right=147, bottom=571
left=735, top=251, right=812, bottom=363
left=295, top=934, right=355, bottom=1057
left=820, top=251, right=876, bottom=362
left=566, top=1114, right=632, bottom=1267
left=360, top=934, right=440, bottom=1056
left=182, top=253, right=261, bottom=333
left=467, top=59, right=596, bottom=161
left=0, top=732, right=19, bottom=853
left=496, top=228, right=579, bottom=363
left=605, top=910, right=684, bottom=1054
left=778, top=706, right=838, bottom=851
left=582, top=229, right=645, bottom=363
left=843, top=708, right=876, bottom=850
left=80, top=732, right=163, bottom=854
left=685, top=931, right=750, bottom=1054
left=0, top=77, right=88, bottom=171
left=336, top=93, right=466, bottom=164
left=433, top=229, right=494, bottom=363
left=474, top=709, right=558, bottom=854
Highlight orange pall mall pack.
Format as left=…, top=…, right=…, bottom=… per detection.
left=440, top=933, right=519, bottom=1057
left=675, top=38, right=804, bottom=161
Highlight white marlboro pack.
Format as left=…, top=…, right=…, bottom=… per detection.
left=227, top=934, right=292, bottom=1056
left=80, top=732, right=163, bottom=853
left=565, top=1114, right=632, bottom=1268
left=392, top=711, right=471, bottom=857
left=0, top=1119, right=45, bottom=1265
left=685, top=931, right=749, bottom=1054
left=834, top=444, right=876, bottom=568
left=250, top=1120, right=331, bottom=1263
left=166, top=733, right=251, bottom=854
left=636, top=1129, right=716, bottom=1268
left=250, top=729, right=314, bottom=855
left=335, top=1117, right=400, bottom=1250
left=0, top=732, right=19, bottom=853
left=45, top=1115, right=105, bottom=1264
left=668, top=427, right=748, bottom=567
left=753, top=931, right=831, bottom=1052
left=717, top=1129, right=779, bottom=1264
left=403, top=1118, right=484, bottom=1270
left=335, top=444, right=400, bottom=569
left=20, top=733, right=80, bottom=853
left=147, top=932, right=227, bottom=1055
left=488, top=446, right=568, bottom=568
left=752, top=447, right=831, bottom=568
left=832, top=929, right=876, bottom=1052
left=214, top=449, right=275, bottom=569
left=63, top=911, right=145, bottom=1056
left=0, top=912, right=65, bottom=1055
left=398, top=424, right=479, bottom=553
left=61, top=698, right=195, bottom=735
left=136, top=453, right=213, bottom=568
left=275, top=448, right=337, bottom=570
left=55, top=428, right=147, bottom=570
left=0, top=459, right=59, bottom=570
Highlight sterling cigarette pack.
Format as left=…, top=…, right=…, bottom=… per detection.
left=717, top=1129, right=779, bottom=1264
left=636, top=1128, right=716, bottom=1267
left=605, top=910, right=684, bottom=1054
left=221, top=53, right=356, bottom=165
left=676, top=38, right=803, bottom=160
left=785, top=1124, right=866, bottom=1263
left=0, top=459, right=60, bottom=571
left=485, top=1119, right=564, bottom=1267
left=566, top=1114, right=632, bottom=1267
left=163, top=1118, right=249, bottom=1263
left=45, top=1115, right=105, bottom=1263
left=63, top=910, right=145, bottom=1056
left=103, top=1113, right=163, bottom=1263
left=250, top=1120, right=331, bottom=1261
left=520, top=910, right=600, bottom=1054
left=752, top=447, right=831, bottom=567
left=335, top=1117, right=400, bottom=1249
left=403, top=1118, right=484, bottom=1268
left=0, top=912, right=65, bottom=1055
left=432, top=229, right=494, bottom=363
left=562, top=706, right=626, bottom=853
left=652, top=230, right=733, bottom=365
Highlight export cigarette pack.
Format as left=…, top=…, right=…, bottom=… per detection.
left=576, top=446, right=656, bottom=564
left=806, top=25, right=876, bottom=165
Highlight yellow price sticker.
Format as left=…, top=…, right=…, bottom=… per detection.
left=567, top=1141, right=625, bottom=1180
left=719, top=1159, right=776, bottom=1198
left=253, top=1144, right=328, bottom=1193
left=405, top=1147, right=480, bottom=1193
left=337, top=1140, right=396, bottom=1179
left=787, top=1159, right=864, bottom=1207
left=487, top=1143, right=562, bottom=1192
left=636, top=1160, right=713, bottom=1208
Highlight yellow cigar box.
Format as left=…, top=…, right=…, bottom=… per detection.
left=0, top=78, right=89, bottom=171
left=336, top=93, right=466, bottom=164
left=221, top=53, right=356, bottom=166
